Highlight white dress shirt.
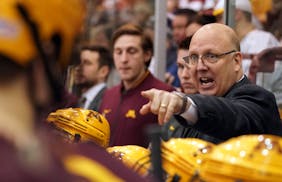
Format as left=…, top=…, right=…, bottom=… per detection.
left=81, top=83, right=106, bottom=109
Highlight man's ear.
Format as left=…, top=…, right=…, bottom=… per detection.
left=234, top=52, right=242, bottom=72
left=144, top=50, right=152, bottom=64
left=98, top=66, right=110, bottom=80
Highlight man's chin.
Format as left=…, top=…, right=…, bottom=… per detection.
left=199, top=89, right=216, bottom=96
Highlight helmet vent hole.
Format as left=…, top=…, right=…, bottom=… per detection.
left=74, top=134, right=81, bottom=143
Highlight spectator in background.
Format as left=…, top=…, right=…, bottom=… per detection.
left=265, top=0, right=282, bottom=44
left=172, top=8, right=197, bottom=47
left=166, top=8, right=197, bottom=87
left=234, top=0, right=282, bottom=106
left=185, top=12, right=217, bottom=37
left=249, top=0, right=273, bottom=24
left=176, top=36, right=197, bottom=94
left=249, top=46, right=282, bottom=107
left=131, top=1, right=153, bottom=27
left=99, top=23, right=175, bottom=148
left=75, top=45, right=113, bottom=111
left=88, top=25, right=111, bottom=49
left=167, top=0, right=179, bottom=27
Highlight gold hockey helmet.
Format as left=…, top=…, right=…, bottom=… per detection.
left=47, top=108, right=110, bottom=148
left=0, top=0, right=85, bottom=66
left=107, top=145, right=151, bottom=176
left=200, top=134, right=282, bottom=182
left=161, top=138, right=215, bottom=182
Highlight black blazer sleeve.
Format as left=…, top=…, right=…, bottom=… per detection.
left=188, top=78, right=282, bottom=140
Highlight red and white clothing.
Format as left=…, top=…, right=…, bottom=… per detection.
left=241, top=29, right=282, bottom=105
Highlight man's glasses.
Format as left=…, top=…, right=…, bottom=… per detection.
left=183, top=50, right=237, bottom=65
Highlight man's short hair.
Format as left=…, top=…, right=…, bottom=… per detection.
left=111, top=23, right=153, bottom=67
left=193, top=14, right=217, bottom=25
left=173, top=8, right=197, bottom=26
left=178, top=36, right=192, bottom=50
left=80, top=45, right=113, bottom=69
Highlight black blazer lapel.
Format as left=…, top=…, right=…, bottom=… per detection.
left=88, top=86, right=106, bottom=111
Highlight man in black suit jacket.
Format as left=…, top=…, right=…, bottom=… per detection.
left=75, top=45, right=113, bottom=111
left=140, top=23, right=282, bottom=142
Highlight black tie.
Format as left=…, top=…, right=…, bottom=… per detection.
left=78, top=97, right=86, bottom=108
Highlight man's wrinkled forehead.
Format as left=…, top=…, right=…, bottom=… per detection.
left=189, top=23, right=234, bottom=51
left=189, top=29, right=218, bottom=51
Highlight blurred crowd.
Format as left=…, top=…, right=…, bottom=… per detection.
left=73, top=0, right=282, bottom=96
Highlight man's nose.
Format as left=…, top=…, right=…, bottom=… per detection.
left=197, top=58, right=208, bottom=71
left=120, top=52, right=129, bottom=62
left=182, top=66, right=191, bottom=78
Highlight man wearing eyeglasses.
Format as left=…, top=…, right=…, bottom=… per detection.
left=140, top=23, right=282, bottom=142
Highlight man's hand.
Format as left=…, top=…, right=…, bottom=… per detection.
left=247, top=47, right=282, bottom=82
left=139, top=88, right=184, bottom=125
left=256, top=46, right=282, bottom=72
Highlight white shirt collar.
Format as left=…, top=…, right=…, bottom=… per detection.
left=237, top=74, right=245, bottom=83
left=82, top=82, right=106, bottom=109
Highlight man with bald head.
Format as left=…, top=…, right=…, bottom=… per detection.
left=140, top=23, right=282, bottom=142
